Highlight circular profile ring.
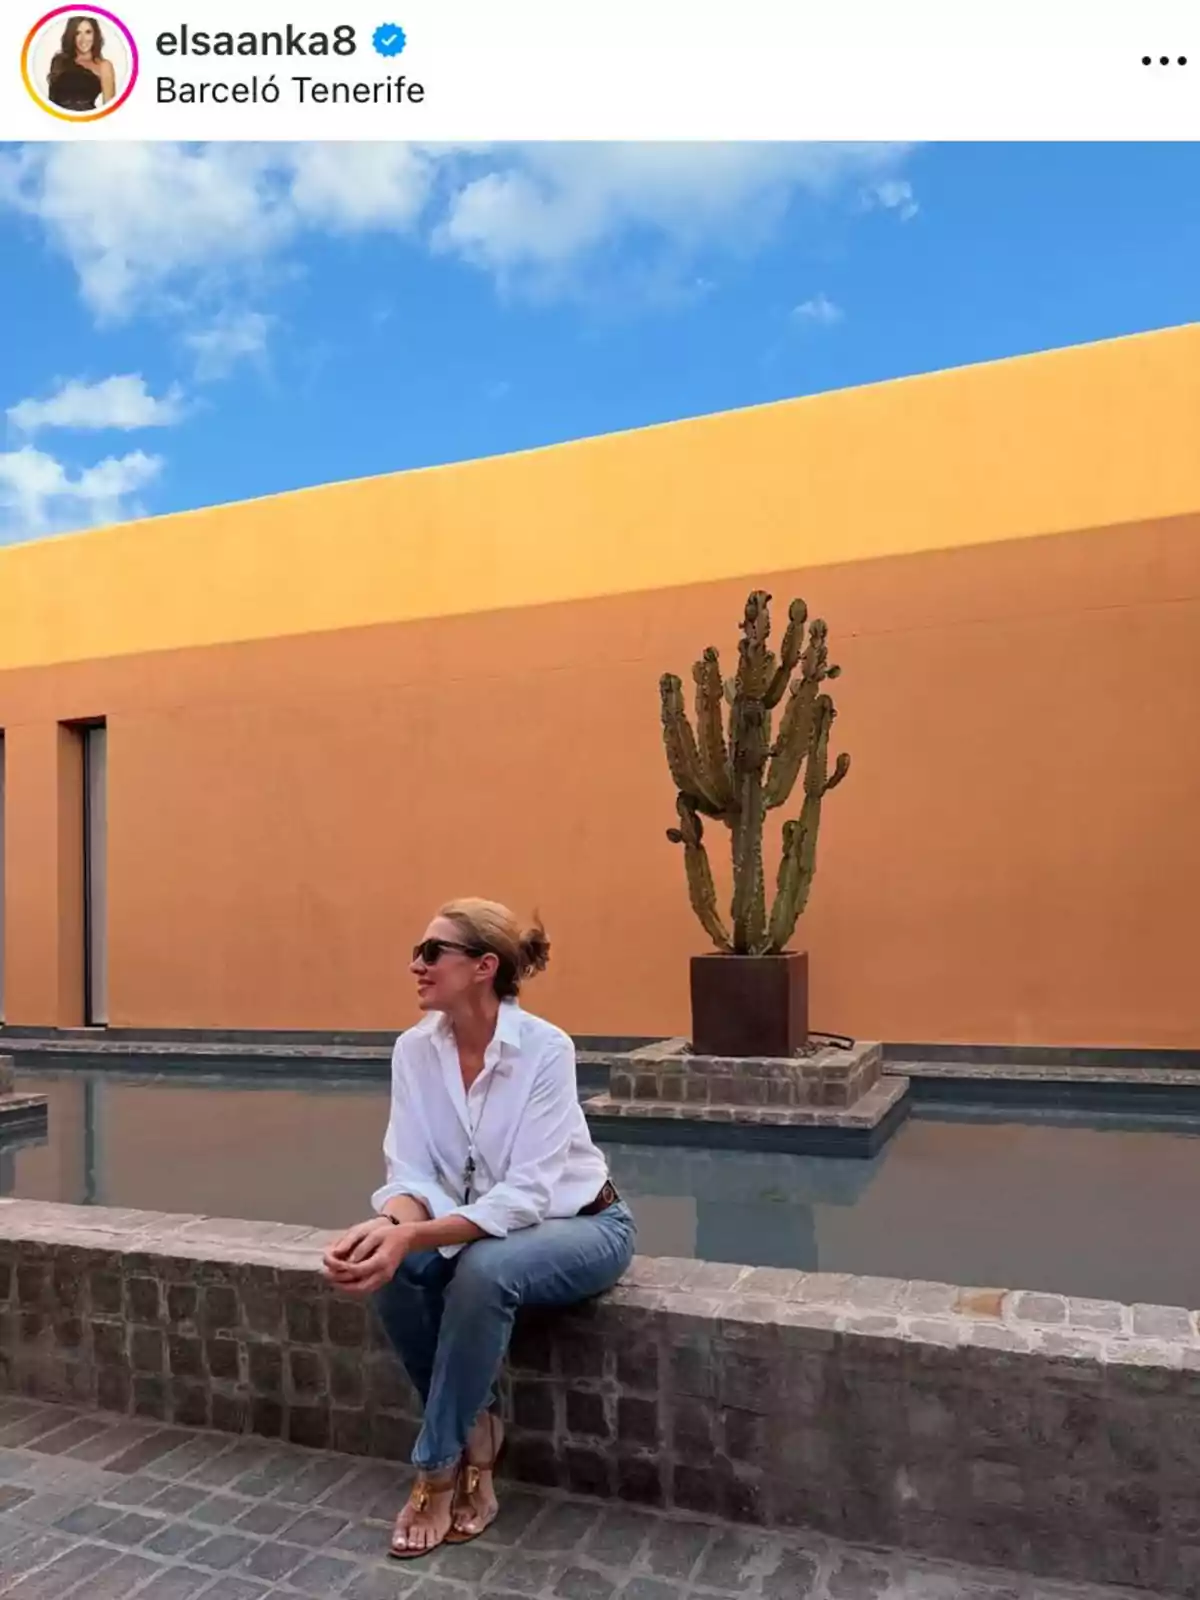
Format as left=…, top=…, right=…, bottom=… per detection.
left=21, top=5, right=139, bottom=122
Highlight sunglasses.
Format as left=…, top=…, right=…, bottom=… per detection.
left=412, top=938, right=487, bottom=966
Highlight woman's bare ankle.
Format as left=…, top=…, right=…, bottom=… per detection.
left=465, top=1411, right=503, bottom=1465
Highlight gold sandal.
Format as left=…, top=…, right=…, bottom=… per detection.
left=446, top=1414, right=506, bottom=1545
left=389, top=1472, right=458, bottom=1560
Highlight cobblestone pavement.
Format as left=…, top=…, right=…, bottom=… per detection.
left=0, top=1399, right=1164, bottom=1600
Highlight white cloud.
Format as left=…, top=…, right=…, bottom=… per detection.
left=792, top=293, right=844, bottom=326
left=0, top=143, right=436, bottom=322
left=285, top=142, right=434, bottom=230
left=185, top=310, right=273, bottom=382
left=0, top=144, right=282, bottom=320
left=0, top=445, right=161, bottom=542
left=0, top=140, right=914, bottom=320
left=7, top=374, right=185, bottom=433
left=436, top=143, right=909, bottom=286
left=865, top=177, right=919, bottom=221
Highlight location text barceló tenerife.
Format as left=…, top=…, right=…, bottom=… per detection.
left=156, top=74, right=426, bottom=104
left=156, top=24, right=357, bottom=56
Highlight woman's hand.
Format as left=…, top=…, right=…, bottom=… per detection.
left=325, top=1217, right=390, bottom=1267
left=322, top=1218, right=417, bottom=1296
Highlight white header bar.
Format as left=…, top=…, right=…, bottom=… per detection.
left=5, top=0, right=1199, bottom=141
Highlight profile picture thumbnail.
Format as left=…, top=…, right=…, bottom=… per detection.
left=22, top=6, right=138, bottom=121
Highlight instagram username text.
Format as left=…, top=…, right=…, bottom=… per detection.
left=156, top=25, right=358, bottom=56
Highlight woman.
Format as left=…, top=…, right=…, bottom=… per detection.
left=323, top=899, right=636, bottom=1560
left=47, top=16, right=116, bottom=112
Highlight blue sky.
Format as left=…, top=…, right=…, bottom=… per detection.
left=1, top=141, right=1198, bottom=544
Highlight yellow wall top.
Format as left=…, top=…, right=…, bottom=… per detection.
left=2, top=323, right=1200, bottom=671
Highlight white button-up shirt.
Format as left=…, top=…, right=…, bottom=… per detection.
left=370, top=1001, right=610, bottom=1256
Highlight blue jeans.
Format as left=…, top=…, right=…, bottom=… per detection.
left=374, top=1201, right=636, bottom=1472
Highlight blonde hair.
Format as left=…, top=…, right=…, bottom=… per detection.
left=437, top=898, right=550, bottom=1001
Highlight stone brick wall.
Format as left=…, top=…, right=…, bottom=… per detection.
left=0, top=1053, right=48, bottom=1138
left=597, top=1042, right=882, bottom=1110
left=583, top=1042, right=906, bottom=1142
left=0, top=1199, right=1194, bottom=1592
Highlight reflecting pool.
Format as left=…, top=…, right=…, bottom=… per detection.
left=6, top=1067, right=1200, bottom=1306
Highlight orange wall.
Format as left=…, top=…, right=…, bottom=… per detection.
left=2, top=324, right=1200, bottom=674
left=3, top=328, right=1200, bottom=1047
left=2, top=512, right=1199, bottom=1047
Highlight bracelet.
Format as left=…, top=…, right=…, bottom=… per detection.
left=377, top=1212, right=400, bottom=1226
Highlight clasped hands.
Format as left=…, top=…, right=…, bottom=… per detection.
left=322, top=1216, right=417, bottom=1297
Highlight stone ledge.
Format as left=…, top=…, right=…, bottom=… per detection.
left=0, top=1199, right=1197, bottom=1590
left=3, top=1197, right=1191, bottom=1355
left=0, top=1094, right=50, bottom=1134
left=0, top=1038, right=393, bottom=1062
left=0, top=1054, right=47, bottom=1140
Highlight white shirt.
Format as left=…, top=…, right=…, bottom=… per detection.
left=370, top=1001, right=610, bottom=1256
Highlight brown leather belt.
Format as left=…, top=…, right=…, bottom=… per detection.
left=578, top=1180, right=619, bottom=1217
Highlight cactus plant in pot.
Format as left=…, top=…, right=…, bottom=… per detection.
left=659, top=589, right=849, bottom=1058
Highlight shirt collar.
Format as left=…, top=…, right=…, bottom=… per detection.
left=493, top=1000, right=523, bottom=1052
left=432, top=999, right=523, bottom=1060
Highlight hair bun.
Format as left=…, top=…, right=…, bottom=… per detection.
left=517, top=917, right=551, bottom=978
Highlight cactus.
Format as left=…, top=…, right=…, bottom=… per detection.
left=659, top=590, right=849, bottom=956
left=666, top=795, right=732, bottom=951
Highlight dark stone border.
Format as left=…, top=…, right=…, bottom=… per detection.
left=10, top=1058, right=612, bottom=1100
left=0, top=1025, right=657, bottom=1054
left=7, top=1025, right=1195, bottom=1074
left=905, top=1071, right=1200, bottom=1116
left=886, top=1040, right=1200, bottom=1070
left=0, top=1097, right=48, bottom=1140
left=0, top=1031, right=649, bottom=1089
left=15, top=1050, right=393, bottom=1079
left=0, top=1025, right=401, bottom=1046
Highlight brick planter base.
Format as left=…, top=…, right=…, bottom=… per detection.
left=0, top=1054, right=47, bottom=1140
left=584, top=1040, right=910, bottom=1155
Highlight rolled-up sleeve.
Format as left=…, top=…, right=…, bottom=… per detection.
left=370, top=1037, right=457, bottom=1220
left=453, top=1035, right=576, bottom=1238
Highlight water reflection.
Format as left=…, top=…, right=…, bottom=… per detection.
left=7, top=1067, right=1200, bottom=1307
